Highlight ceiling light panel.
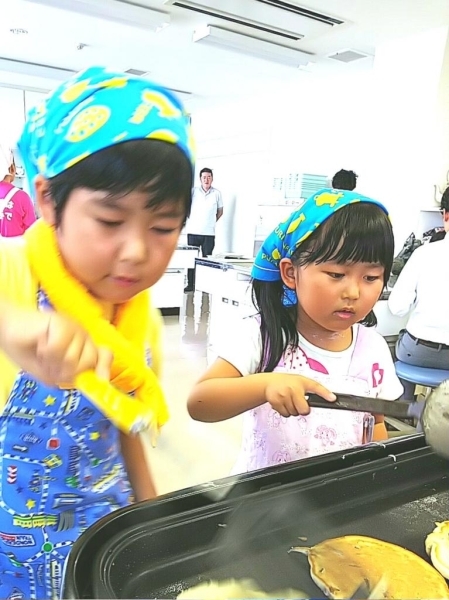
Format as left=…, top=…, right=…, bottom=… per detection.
left=0, top=57, right=76, bottom=80
left=166, top=0, right=344, bottom=38
left=23, top=0, right=170, bottom=31
left=193, top=25, right=311, bottom=68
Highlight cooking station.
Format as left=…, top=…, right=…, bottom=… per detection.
left=62, top=434, right=449, bottom=599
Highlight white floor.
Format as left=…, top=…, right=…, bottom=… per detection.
left=144, top=292, right=243, bottom=496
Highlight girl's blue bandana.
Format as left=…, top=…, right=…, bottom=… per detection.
left=252, top=188, right=388, bottom=297
left=18, top=66, right=195, bottom=188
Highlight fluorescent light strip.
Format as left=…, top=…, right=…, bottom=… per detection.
left=23, top=0, right=170, bottom=31
left=193, top=25, right=310, bottom=68
left=0, top=57, right=76, bottom=80
left=0, top=81, right=51, bottom=93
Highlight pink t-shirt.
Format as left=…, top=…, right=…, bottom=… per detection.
left=218, top=317, right=403, bottom=474
left=0, top=182, right=36, bottom=237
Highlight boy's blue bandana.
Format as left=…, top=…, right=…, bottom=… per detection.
left=18, top=66, right=195, bottom=187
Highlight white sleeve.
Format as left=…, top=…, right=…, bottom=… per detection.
left=216, top=190, right=223, bottom=209
left=376, top=336, right=404, bottom=400
left=388, top=247, right=421, bottom=316
left=216, top=316, right=262, bottom=376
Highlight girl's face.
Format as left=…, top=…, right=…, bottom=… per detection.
left=281, top=259, right=384, bottom=334
left=38, top=181, right=185, bottom=306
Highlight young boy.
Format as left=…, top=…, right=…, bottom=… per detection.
left=0, top=66, right=195, bottom=599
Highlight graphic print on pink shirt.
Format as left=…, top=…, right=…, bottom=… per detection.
left=371, top=363, right=384, bottom=388
left=314, top=424, right=337, bottom=446
left=272, top=450, right=291, bottom=464
left=283, top=347, right=329, bottom=374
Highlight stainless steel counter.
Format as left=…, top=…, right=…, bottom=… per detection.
left=195, top=258, right=394, bottom=298
left=195, top=257, right=405, bottom=341
left=195, top=256, right=253, bottom=276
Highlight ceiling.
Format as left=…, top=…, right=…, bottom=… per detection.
left=1, top=0, right=449, bottom=110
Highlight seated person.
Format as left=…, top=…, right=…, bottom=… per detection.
left=388, top=187, right=449, bottom=394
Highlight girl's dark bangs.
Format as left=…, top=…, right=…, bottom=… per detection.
left=294, top=204, right=394, bottom=271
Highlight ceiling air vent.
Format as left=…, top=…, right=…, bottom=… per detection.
left=193, top=25, right=311, bottom=68
left=166, top=0, right=345, bottom=40
left=328, top=49, right=371, bottom=63
left=169, top=1, right=303, bottom=40
left=254, top=0, right=343, bottom=26
left=125, top=68, right=149, bottom=76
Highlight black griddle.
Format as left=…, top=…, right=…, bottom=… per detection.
left=62, top=434, right=449, bottom=599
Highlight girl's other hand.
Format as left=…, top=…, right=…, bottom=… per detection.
left=264, top=373, right=336, bottom=417
left=0, top=305, right=111, bottom=387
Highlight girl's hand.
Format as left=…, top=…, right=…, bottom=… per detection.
left=0, top=305, right=111, bottom=387
left=264, top=373, right=336, bottom=417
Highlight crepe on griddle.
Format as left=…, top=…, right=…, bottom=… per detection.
left=291, top=535, right=449, bottom=599
left=426, top=521, right=449, bottom=579
left=177, top=578, right=307, bottom=599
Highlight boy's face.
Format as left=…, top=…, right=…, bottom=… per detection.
left=39, top=183, right=185, bottom=305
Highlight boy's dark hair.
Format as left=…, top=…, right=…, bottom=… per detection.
left=252, top=203, right=394, bottom=373
left=199, top=167, right=213, bottom=177
left=48, top=139, right=193, bottom=226
left=441, top=186, right=449, bottom=212
left=332, top=169, right=358, bottom=191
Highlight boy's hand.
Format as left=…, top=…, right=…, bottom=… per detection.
left=0, top=306, right=111, bottom=387
left=264, top=373, right=336, bottom=417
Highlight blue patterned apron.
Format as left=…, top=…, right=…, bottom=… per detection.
left=0, top=291, right=133, bottom=600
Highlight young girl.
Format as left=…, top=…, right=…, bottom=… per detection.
left=0, top=66, right=194, bottom=599
left=188, top=189, right=403, bottom=474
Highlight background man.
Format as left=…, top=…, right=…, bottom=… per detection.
left=185, top=167, right=223, bottom=292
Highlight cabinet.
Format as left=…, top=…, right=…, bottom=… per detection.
left=205, top=269, right=254, bottom=364
left=202, top=262, right=407, bottom=364
left=151, top=269, right=184, bottom=309
left=195, top=263, right=224, bottom=296
left=151, top=247, right=198, bottom=309
left=168, top=248, right=198, bottom=270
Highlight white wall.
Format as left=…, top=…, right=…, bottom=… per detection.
left=192, top=26, right=449, bottom=255
left=192, top=100, right=271, bottom=256
left=192, top=71, right=376, bottom=254
left=361, top=26, right=449, bottom=248
left=433, top=31, right=449, bottom=196
left=0, top=87, right=26, bottom=151
left=0, top=87, right=47, bottom=195
left=0, top=87, right=47, bottom=146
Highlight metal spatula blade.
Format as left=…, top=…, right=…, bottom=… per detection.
left=306, top=392, right=424, bottom=421
left=309, top=383, right=449, bottom=461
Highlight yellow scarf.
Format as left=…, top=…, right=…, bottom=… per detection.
left=24, top=220, right=169, bottom=437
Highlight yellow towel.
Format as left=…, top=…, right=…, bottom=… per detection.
left=24, top=219, right=169, bottom=437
